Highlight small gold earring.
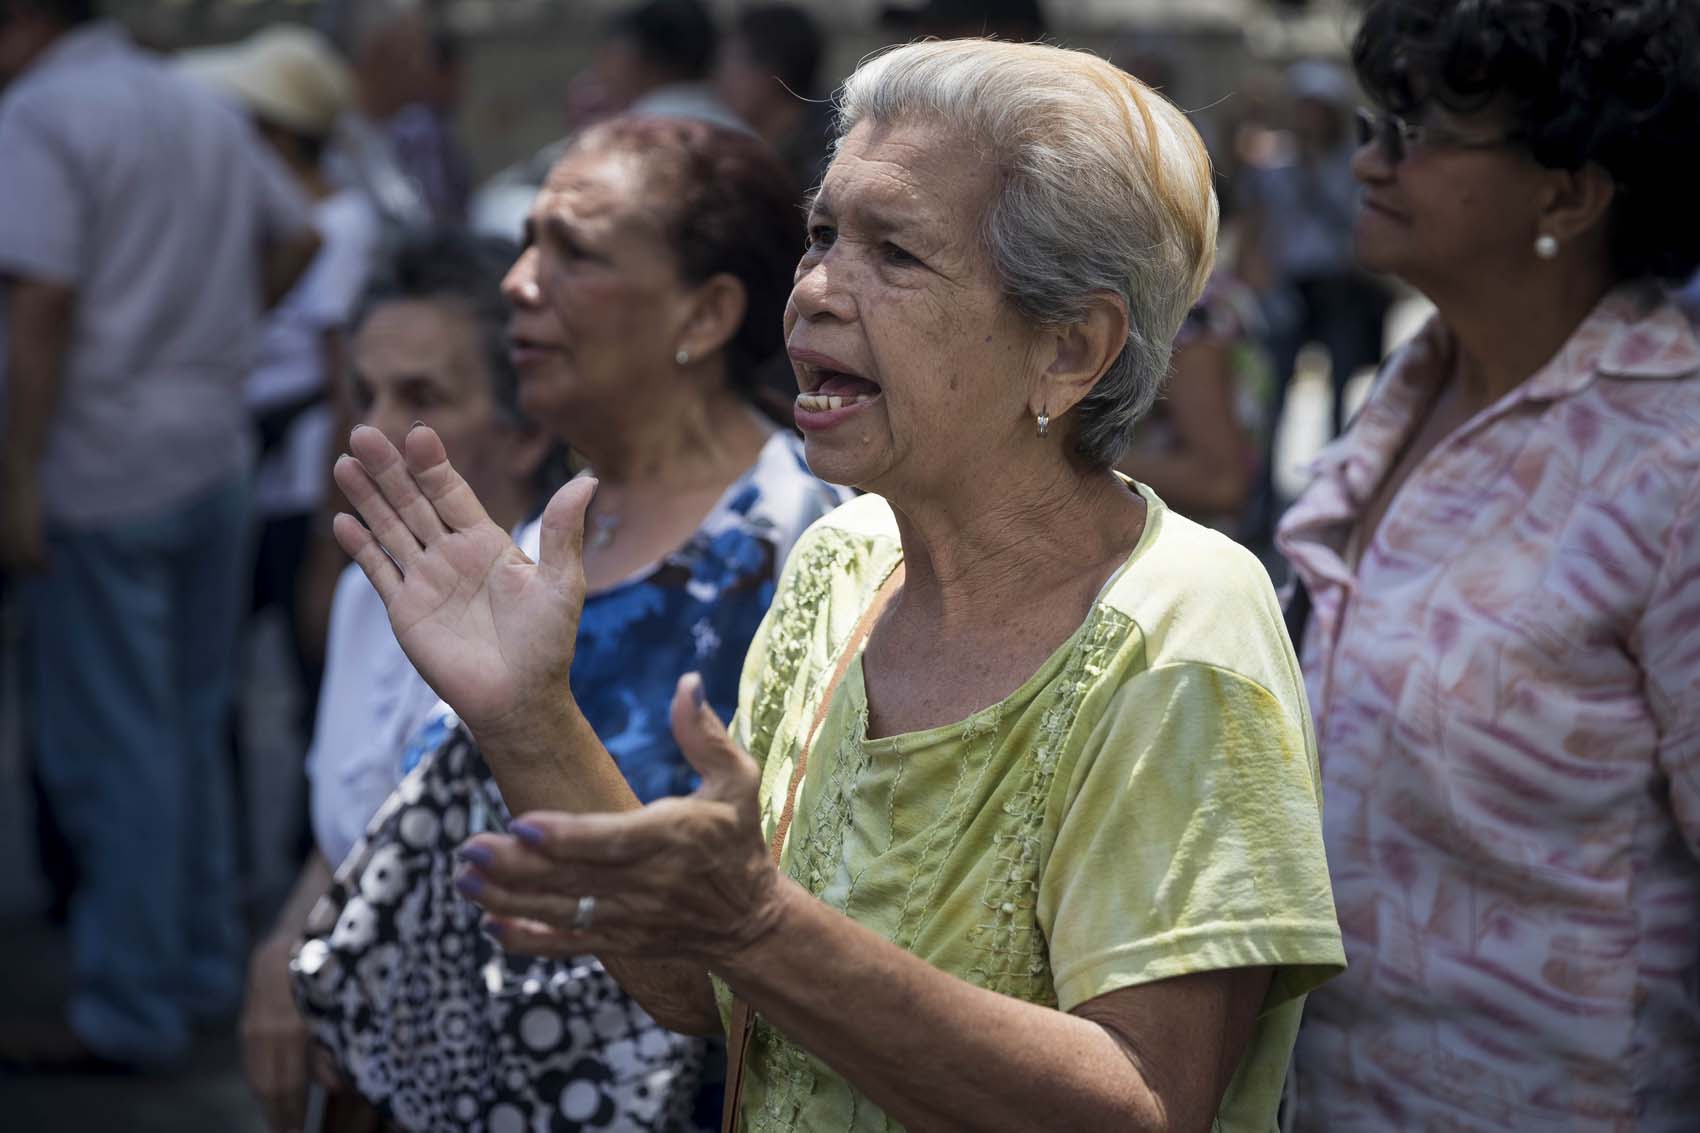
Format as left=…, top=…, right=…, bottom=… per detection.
left=1036, top=410, right=1050, bottom=438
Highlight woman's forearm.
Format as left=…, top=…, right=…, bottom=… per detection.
left=715, top=883, right=1161, bottom=1132
left=475, top=692, right=641, bottom=819
left=475, top=697, right=722, bottom=1035
left=267, top=850, right=336, bottom=947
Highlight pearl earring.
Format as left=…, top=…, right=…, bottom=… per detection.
left=1535, top=234, right=1559, bottom=260
left=675, top=349, right=690, bottom=366
left=1036, top=410, right=1050, bottom=438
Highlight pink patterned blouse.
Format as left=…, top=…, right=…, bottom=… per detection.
left=1278, top=286, right=1700, bottom=1130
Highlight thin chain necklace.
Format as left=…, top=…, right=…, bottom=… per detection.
left=581, top=416, right=774, bottom=552
left=586, top=508, right=621, bottom=550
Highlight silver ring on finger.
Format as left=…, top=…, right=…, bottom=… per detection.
left=572, top=894, right=597, bottom=931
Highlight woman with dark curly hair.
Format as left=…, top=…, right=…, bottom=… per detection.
left=1277, top=0, right=1700, bottom=1127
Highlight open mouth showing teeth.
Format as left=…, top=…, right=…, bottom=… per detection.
left=798, top=372, right=881, bottom=412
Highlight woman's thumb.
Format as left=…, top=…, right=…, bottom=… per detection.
left=670, top=672, right=753, bottom=800
left=537, top=477, right=597, bottom=580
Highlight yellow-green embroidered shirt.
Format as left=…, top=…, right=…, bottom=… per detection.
left=716, top=486, right=1344, bottom=1132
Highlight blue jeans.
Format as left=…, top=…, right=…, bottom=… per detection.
left=23, top=473, right=249, bottom=1065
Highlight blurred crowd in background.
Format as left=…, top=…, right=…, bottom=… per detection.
left=2, top=0, right=1696, bottom=1129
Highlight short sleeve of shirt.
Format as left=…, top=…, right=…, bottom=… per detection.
left=1041, top=660, right=1345, bottom=1015
left=0, top=97, right=87, bottom=284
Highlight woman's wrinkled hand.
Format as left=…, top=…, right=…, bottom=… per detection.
left=331, top=424, right=594, bottom=744
left=454, top=673, right=790, bottom=965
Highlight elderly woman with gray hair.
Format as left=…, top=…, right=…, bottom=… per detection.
left=330, top=39, right=1345, bottom=1132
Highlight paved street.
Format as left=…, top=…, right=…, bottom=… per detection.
left=0, top=916, right=267, bottom=1132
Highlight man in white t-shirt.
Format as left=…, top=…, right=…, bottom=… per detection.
left=237, top=230, right=556, bottom=1131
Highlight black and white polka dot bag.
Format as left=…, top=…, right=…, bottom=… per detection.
left=291, top=729, right=708, bottom=1132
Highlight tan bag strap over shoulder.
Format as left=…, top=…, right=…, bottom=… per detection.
left=720, top=564, right=904, bottom=1133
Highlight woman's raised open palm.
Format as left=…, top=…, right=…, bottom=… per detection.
left=331, top=424, right=595, bottom=741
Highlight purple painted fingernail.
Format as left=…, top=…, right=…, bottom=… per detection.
left=456, top=844, right=493, bottom=866
left=510, top=821, right=544, bottom=846
left=690, top=674, right=706, bottom=711
left=454, top=872, right=484, bottom=898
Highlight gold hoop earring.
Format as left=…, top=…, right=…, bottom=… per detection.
left=1036, top=410, right=1050, bottom=438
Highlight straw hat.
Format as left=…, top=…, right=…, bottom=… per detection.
left=179, top=25, right=353, bottom=139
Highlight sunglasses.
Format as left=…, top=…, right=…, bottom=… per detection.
left=1354, top=107, right=1522, bottom=164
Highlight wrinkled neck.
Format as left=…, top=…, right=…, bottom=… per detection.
left=571, top=382, right=771, bottom=489
left=885, top=461, right=1143, bottom=635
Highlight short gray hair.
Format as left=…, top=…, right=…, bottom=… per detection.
left=835, top=39, right=1218, bottom=466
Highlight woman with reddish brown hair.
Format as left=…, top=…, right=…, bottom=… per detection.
left=290, top=116, right=847, bottom=1132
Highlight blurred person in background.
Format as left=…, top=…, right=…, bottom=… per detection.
left=1240, top=60, right=1391, bottom=542
left=715, top=4, right=833, bottom=194
left=1213, top=65, right=1290, bottom=232
left=0, top=0, right=319, bottom=1071
left=295, top=0, right=457, bottom=666
left=1279, top=1, right=1700, bottom=1127
left=387, top=26, right=473, bottom=225
left=294, top=117, right=848, bottom=1132
left=180, top=25, right=382, bottom=726
left=471, top=0, right=742, bottom=239
left=241, top=231, right=555, bottom=1133
left=572, top=0, right=739, bottom=129
left=880, top=0, right=1048, bottom=41
left=321, top=0, right=435, bottom=238
left=1117, top=275, right=1270, bottom=535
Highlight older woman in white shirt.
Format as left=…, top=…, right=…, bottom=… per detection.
left=240, top=230, right=553, bottom=1131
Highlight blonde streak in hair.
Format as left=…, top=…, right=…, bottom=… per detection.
left=1086, top=65, right=1200, bottom=291
left=1064, top=63, right=1161, bottom=289
left=1116, top=69, right=1167, bottom=204
left=1117, top=87, right=1215, bottom=316
left=1156, top=101, right=1220, bottom=305
left=1138, top=93, right=1216, bottom=293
